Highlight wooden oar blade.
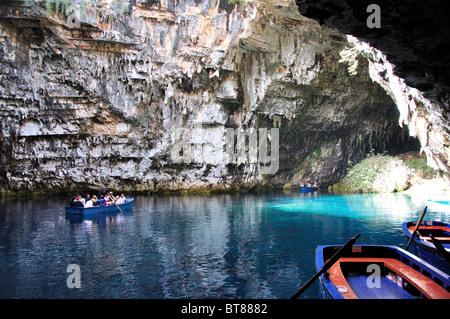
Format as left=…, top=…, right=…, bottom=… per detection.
left=406, top=206, right=427, bottom=250
left=290, top=233, right=360, bottom=299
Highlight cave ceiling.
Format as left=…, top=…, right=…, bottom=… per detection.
left=295, top=0, right=450, bottom=111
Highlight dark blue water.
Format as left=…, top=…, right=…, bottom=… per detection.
left=0, top=191, right=446, bottom=299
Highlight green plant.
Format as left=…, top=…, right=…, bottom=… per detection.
left=404, top=157, right=436, bottom=179
left=339, top=45, right=359, bottom=76
left=347, top=159, right=353, bottom=169
left=228, top=0, right=245, bottom=5
left=333, top=154, right=414, bottom=193
left=268, top=62, right=285, bottom=75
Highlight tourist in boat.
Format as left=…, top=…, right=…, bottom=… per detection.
left=76, top=195, right=85, bottom=206
left=70, top=195, right=85, bottom=207
left=97, top=195, right=106, bottom=207
left=78, top=195, right=86, bottom=206
left=107, top=192, right=117, bottom=206
left=98, top=187, right=107, bottom=198
left=85, top=198, right=93, bottom=208
left=91, top=195, right=98, bottom=206
left=117, top=194, right=126, bottom=204
left=69, top=196, right=81, bottom=207
left=105, top=195, right=111, bottom=206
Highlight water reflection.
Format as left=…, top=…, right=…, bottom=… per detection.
left=65, top=210, right=132, bottom=225
left=132, top=195, right=275, bottom=298
left=0, top=192, right=444, bottom=299
left=269, top=192, right=428, bottom=221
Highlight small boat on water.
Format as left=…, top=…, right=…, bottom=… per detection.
left=402, top=220, right=450, bottom=272
left=65, top=198, right=134, bottom=215
left=316, top=244, right=450, bottom=299
left=426, top=199, right=450, bottom=213
left=300, top=186, right=318, bottom=193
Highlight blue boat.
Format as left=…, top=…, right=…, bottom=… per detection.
left=65, top=198, right=134, bottom=215
left=402, top=220, right=450, bottom=273
left=300, top=186, right=318, bottom=193
left=426, top=199, right=450, bottom=213
left=316, top=244, right=450, bottom=299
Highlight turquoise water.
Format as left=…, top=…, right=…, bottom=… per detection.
left=0, top=191, right=446, bottom=299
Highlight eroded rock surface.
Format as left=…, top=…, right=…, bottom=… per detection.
left=0, top=0, right=419, bottom=193
left=296, top=0, right=450, bottom=181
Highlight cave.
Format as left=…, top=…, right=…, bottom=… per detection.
left=0, top=0, right=447, bottom=193
left=295, top=0, right=450, bottom=106
left=293, top=0, right=450, bottom=184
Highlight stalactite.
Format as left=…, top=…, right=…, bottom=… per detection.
left=0, top=0, right=423, bottom=192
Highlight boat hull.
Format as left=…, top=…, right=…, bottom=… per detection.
left=300, top=186, right=318, bottom=193
left=65, top=198, right=134, bottom=215
left=402, top=221, right=450, bottom=273
left=316, top=245, right=450, bottom=299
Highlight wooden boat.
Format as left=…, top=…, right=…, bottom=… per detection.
left=316, top=244, right=450, bottom=299
left=65, top=198, right=134, bottom=215
left=300, top=186, right=318, bottom=193
left=402, top=220, right=450, bottom=272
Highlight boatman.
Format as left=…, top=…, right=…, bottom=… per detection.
left=98, top=187, right=107, bottom=198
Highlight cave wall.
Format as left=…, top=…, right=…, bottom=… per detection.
left=296, top=0, right=450, bottom=180
left=0, top=0, right=417, bottom=193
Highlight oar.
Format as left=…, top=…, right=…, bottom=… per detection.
left=115, top=202, right=123, bottom=213
left=406, top=206, right=427, bottom=250
left=110, top=195, right=123, bottom=213
left=290, top=233, right=360, bottom=299
left=430, top=235, right=450, bottom=266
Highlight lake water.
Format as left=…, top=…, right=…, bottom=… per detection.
left=0, top=190, right=446, bottom=299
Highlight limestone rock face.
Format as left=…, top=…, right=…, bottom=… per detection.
left=295, top=0, right=450, bottom=181
left=0, top=0, right=417, bottom=193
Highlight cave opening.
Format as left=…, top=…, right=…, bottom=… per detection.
left=385, top=126, right=421, bottom=156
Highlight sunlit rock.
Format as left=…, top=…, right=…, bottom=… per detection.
left=0, top=0, right=423, bottom=193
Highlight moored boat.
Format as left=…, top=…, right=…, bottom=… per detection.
left=65, top=198, right=134, bottom=215
left=402, top=220, right=450, bottom=272
left=300, top=186, right=318, bottom=193
left=316, top=244, right=450, bottom=299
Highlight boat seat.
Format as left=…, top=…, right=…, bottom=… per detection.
left=409, top=225, right=450, bottom=234
left=419, top=236, right=450, bottom=242
left=328, top=257, right=450, bottom=299
left=407, top=225, right=450, bottom=244
left=327, top=261, right=359, bottom=299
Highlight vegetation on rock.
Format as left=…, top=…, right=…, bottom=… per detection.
left=331, top=152, right=435, bottom=193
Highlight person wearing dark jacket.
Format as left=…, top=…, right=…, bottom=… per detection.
left=97, top=195, right=107, bottom=207
left=98, top=188, right=107, bottom=197
left=70, top=196, right=84, bottom=207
